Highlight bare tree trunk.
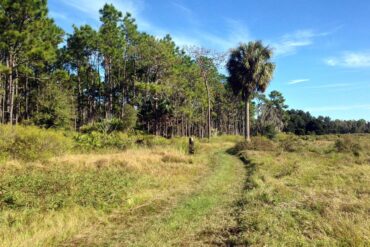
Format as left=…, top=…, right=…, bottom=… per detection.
left=245, top=97, right=251, bottom=142
left=15, top=70, right=18, bottom=124
left=7, top=55, right=14, bottom=125
left=205, top=79, right=211, bottom=140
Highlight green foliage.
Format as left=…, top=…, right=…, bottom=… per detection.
left=74, top=132, right=134, bottom=151
left=135, top=134, right=171, bottom=147
left=285, top=110, right=370, bottom=135
left=227, top=41, right=275, bottom=140
left=234, top=136, right=276, bottom=153
left=259, top=124, right=278, bottom=139
left=0, top=166, right=137, bottom=211
left=335, top=136, right=362, bottom=156
left=278, top=134, right=304, bottom=152
left=0, top=125, right=72, bottom=161
left=32, top=83, right=73, bottom=129
left=80, top=112, right=136, bottom=134
left=122, top=104, right=137, bottom=131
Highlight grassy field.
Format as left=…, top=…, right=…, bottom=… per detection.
left=231, top=134, right=370, bottom=246
left=1, top=132, right=369, bottom=246
left=0, top=136, right=246, bottom=246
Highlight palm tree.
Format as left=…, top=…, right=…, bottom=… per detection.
left=227, top=41, right=275, bottom=142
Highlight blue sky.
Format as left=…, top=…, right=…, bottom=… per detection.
left=49, top=0, right=370, bottom=120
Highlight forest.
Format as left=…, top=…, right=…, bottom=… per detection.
left=1, top=1, right=369, bottom=139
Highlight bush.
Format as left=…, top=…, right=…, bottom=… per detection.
left=135, top=135, right=170, bottom=147
left=0, top=125, right=72, bottom=161
left=280, top=135, right=303, bottom=152
left=261, top=124, right=278, bottom=140
left=121, top=104, right=137, bottom=131
left=80, top=119, right=118, bottom=134
left=80, top=107, right=137, bottom=134
left=335, top=136, right=362, bottom=156
left=234, top=136, right=276, bottom=153
left=31, top=83, right=73, bottom=129
left=74, top=132, right=134, bottom=151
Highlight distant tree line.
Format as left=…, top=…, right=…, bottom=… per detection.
left=0, top=1, right=368, bottom=138
left=254, top=91, right=370, bottom=136
left=284, top=110, right=370, bottom=135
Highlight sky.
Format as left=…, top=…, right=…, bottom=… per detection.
left=48, top=0, right=370, bottom=121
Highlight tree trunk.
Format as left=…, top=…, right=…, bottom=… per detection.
left=245, top=97, right=251, bottom=142
left=204, top=79, right=211, bottom=140
left=7, top=55, right=14, bottom=125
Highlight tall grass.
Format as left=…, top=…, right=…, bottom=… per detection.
left=0, top=134, right=206, bottom=246
left=232, top=134, right=370, bottom=246
left=0, top=125, right=72, bottom=161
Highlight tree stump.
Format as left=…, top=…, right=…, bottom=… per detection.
left=189, top=137, right=195, bottom=155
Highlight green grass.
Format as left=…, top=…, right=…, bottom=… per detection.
left=232, top=134, right=370, bottom=246
left=0, top=135, right=246, bottom=246
left=1, top=133, right=369, bottom=246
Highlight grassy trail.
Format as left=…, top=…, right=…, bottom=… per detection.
left=59, top=141, right=246, bottom=246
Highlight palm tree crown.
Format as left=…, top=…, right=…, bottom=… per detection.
left=227, top=41, right=275, bottom=98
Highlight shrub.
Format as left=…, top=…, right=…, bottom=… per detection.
left=31, top=83, right=73, bottom=129
left=0, top=125, right=72, bottom=161
left=279, top=135, right=304, bottom=152
left=121, top=104, right=137, bottom=131
left=80, top=108, right=137, bottom=134
left=261, top=124, right=278, bottom=140
left=234, top=136, right=276, bottom=153
left=135, top=135, right=170, bottom=147
left=74, top=132, right=134, bottom=151
left=335, top=136, right=362, bottom=156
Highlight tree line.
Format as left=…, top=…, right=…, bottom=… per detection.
left=0, top=1, right=368, bottom=139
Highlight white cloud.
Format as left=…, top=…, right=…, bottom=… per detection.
left=49, top=11, right=68, bottom=20
left=325, top=52, right=370, bottom=68
left=172, top=35, right=201, bottom=47
left=288, top=78, right=310, bottom=85
left=57, top=0, right=146, bottom=29
left=60, top=0, right=143, bottom=18
left=197, top=18, right=251, bottom=51
left=271, top=29, right=334, bottom=56
left=171, top=2, right=193, bottom=16
left=306, top=83, right=351, bottom=89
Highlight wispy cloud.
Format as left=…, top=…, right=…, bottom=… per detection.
left=305, top=104, right=370, bottom=112
left=172, top=35, right=201, bottom=47
left=198, top=18, right=251, bottom=51
left=325, top=51, right=370, bottom=68
left=151, top=18, right=251, bottom=51
left=171, top=2, right=193, bottom=16
left=271, top=28, right=338, bottom=56
left=49, top=11, right=68, bottom=20
left=306, top=83, right=351, bottom=89
left=288, top=78, right=310, bottom=85
left=55, top=0, right=249, bottom=51
left=60, top=0, right=143, bottom=18
left=57, top=0, right=146, bottom=29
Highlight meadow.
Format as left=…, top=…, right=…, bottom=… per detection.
left=230, top=134, right=370, bottom=246
left=0, top=125, right=245, bottom=246
left=0, top=125, right=369, bottom=246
